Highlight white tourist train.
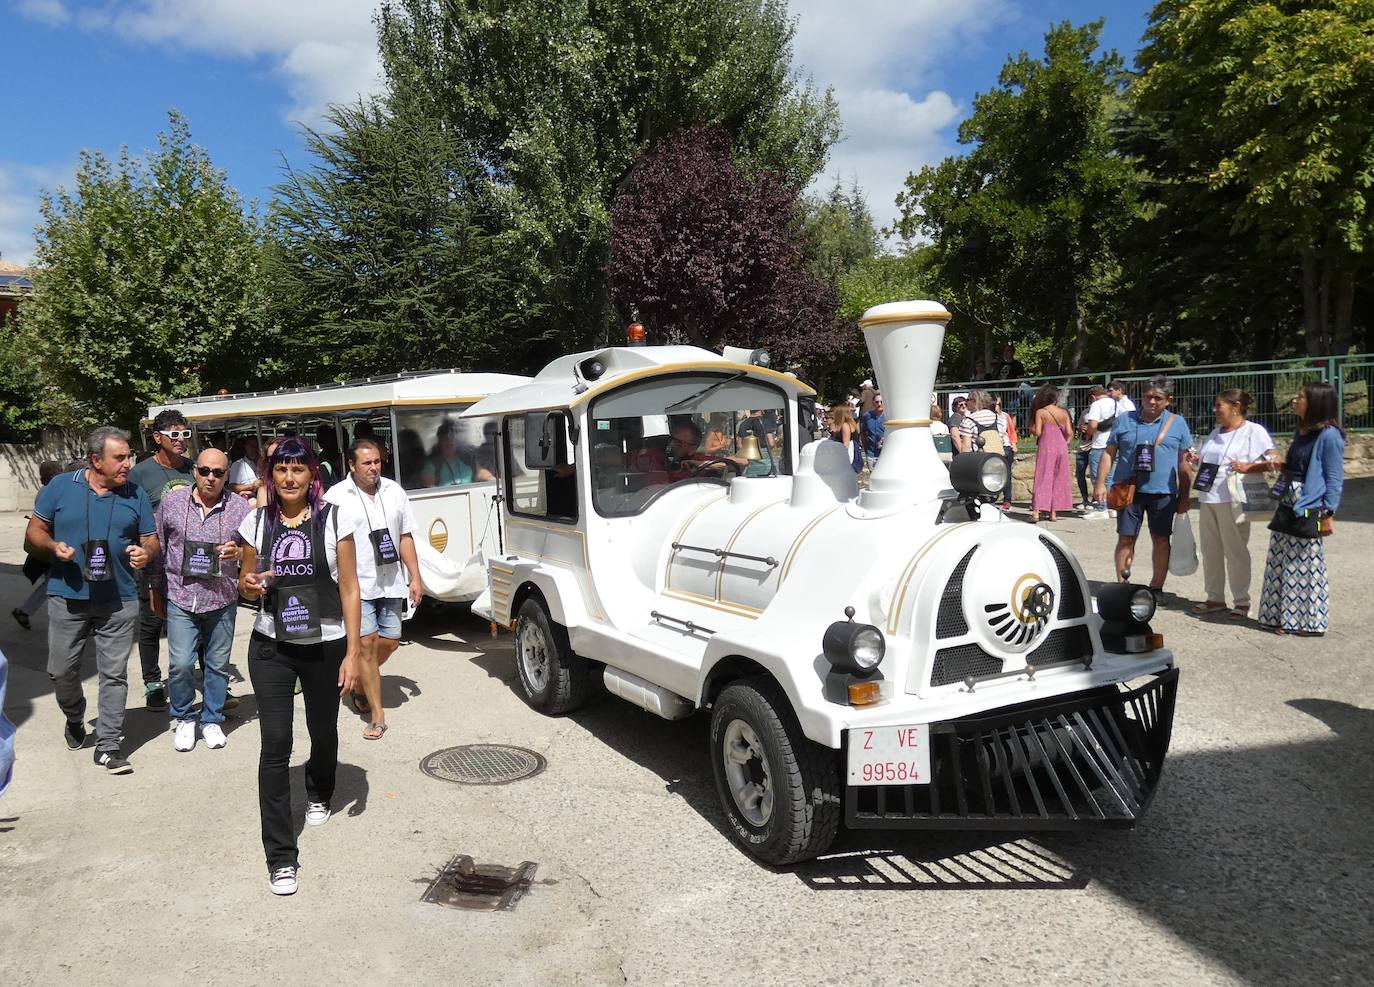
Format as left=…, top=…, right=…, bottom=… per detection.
left=463, top=300, right=1180, bottom=864
left=146, top=369, right=530, bottom=604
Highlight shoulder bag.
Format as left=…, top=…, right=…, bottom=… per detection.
left=1107, top=412, right=1174, bottom=511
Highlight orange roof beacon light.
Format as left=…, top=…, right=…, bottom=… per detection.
left=626, top=320, right=647, bottom=346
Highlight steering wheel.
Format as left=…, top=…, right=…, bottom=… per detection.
left=684, top=457, right=742, bottom=478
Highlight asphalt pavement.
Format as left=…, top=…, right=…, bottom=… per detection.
left=1, top=486, right=1371, bottom=986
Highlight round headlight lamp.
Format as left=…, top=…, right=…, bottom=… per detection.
left=980, top=456, right=1008, bottom=494
left=949, top=452, right=1007, bottom=499
left=1098, top=582, right=1156, bottom=624
left=823, top=609, right=886, bottom=675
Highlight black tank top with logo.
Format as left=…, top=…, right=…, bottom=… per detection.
left=257, top=505, right=343, bottom=646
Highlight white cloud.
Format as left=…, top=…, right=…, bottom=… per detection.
left=15, top=0, right=71, bottom=26
left=787, top=0, right=1012, bottom=240
left=26, top=1, right=385, bottom=124
left=0, top=162, right=75, bottom=268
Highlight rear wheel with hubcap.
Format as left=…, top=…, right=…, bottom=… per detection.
left=709, top=676, right=840, bottom=865
left=514, top=597, right=589, bottom=715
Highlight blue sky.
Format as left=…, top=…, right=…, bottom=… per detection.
left=1, top=0, right=1154, bottom=266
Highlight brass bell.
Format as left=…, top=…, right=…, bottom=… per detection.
left=738, top=434, right=763, bottom=462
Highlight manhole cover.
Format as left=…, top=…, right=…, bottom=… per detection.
left=422, top=855, right=538, bottom=912
left=420, top=744, right=546, bottom=785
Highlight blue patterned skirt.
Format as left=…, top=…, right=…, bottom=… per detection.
left=1257, top=532, right=1329, bottom=633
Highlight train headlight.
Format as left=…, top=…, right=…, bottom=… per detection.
left=949, top=452, right=1007, bottom=498
left=1098, top=583, right=1156, bottom=624
left=1097, top=583, right=1162, bottom=654
left=823, top=608, right=886, bottom=675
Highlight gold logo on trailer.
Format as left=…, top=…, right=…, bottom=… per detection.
left=428, top=518, right=449, bottom=553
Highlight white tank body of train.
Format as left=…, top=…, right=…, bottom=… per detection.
left=464, top=300, right=1179, bottom=865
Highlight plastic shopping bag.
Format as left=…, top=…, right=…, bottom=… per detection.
left=1169, top=513, right=1199, bottom=577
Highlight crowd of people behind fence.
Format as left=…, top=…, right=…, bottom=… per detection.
left=13, top=410, right=426, bottom=896
left=822, top=368, right=1344, bottom=638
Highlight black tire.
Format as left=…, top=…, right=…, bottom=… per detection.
left=709, top=676, right=840, bottom=865
left=514, top=597, right=589, bottom=715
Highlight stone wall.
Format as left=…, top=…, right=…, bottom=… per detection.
left=0, top=433, right=84, bottom=512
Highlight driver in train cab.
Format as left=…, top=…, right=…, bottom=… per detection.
left=667, top=419, right=740, bottom=480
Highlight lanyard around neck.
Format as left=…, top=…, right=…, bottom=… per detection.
left=352, top=480, right=385, bottom=531
left=186, top=490, right=226, bottom=543
left=85, top=472, right=117, bottom=545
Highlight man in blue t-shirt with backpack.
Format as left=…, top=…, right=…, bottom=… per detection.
left=860, top=392, right=886, bottom=466
left=1094, top=376, right=1194, bottom=592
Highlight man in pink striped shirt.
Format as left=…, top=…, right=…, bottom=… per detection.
left=151, top=448, right=252, bottom=752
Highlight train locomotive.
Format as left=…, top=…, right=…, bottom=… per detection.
left=464, top=299, right=1178, bottom=865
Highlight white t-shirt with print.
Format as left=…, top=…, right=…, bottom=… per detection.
left=238, top=505, right=358, bottom=642
left=324, top=475, right=417, bottom=601
left=1084, top=396, right=1119, bottom=450
left=1195, top=421, right=1276, bottom=504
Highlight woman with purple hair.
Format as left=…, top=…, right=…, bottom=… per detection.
left=237, top=437, right=361, bottom=896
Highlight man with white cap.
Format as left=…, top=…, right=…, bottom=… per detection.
left=859, top=379, right=877, bottom=418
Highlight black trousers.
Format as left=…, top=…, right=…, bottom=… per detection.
left=137, top=589, right=163, bottom=685
left=247, top=631, right=345, bottom=870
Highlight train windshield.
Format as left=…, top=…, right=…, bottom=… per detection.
left=588, top=373, right=789, bottom=517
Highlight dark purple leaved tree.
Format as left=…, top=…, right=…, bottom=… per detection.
left=608, top=125, right=838, bottom=366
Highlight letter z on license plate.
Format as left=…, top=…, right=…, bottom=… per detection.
left=847, top=724, right=931, bottom=786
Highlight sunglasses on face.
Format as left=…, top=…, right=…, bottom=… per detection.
left=159, top=429, right=193, bottom=440
left=195, top=466, right=227, bottom=478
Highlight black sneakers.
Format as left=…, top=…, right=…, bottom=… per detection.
left=145, top=682, right=168, bottom=711
left=63, top=719, right=86, bottom=750
left=11, top=607, right=30, bottom=630
left=93, top=749, right=133, bottom=774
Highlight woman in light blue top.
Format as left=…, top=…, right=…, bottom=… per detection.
left=1255, top=381, right=1344, bottom=636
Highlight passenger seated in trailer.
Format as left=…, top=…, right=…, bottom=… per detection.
left=421, top=420, right=494, bottom=487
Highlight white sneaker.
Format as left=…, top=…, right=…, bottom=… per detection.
left=305, top=801, right=331, bottom=827
left=269, top=865, right=298, bottom=895
left=201, top=723, right=226, bottom=749
left=172, top=719, right=196, bottom=752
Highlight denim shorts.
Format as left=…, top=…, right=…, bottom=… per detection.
left=1118, top=491, right=1178, bottom=538
left=360, top=597, right=405, bottom=639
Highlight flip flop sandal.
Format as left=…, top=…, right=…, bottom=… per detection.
left=1190, top=602, right=1228, bottom=615
left=363, top=722, right=388, bottom=740
left=1227, top=609, right=1249, bottom=621
left=349, top=691, right=371, bottom=716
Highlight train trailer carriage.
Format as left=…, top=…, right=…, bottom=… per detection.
left=147, top=369, right=530, bottom=605
left=462, top=303, right=1178, bottom=865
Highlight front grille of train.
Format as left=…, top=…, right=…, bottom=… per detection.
left=1039, top=536, right=1086, bottom=619
left=934, top=547, right=977, bottom=639
left=930, top=625, right=1094, bottom=688
left=848, top=667, right=1179, bottom=830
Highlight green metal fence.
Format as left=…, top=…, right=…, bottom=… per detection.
left=933, top=354, right=1368, bottom=443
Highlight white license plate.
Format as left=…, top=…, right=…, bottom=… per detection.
left=847, top=724, right=931, bottom=786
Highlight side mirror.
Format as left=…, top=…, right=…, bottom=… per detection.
left=524, top=412, right=566, bottom=470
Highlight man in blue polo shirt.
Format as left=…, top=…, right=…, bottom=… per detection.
left=1094, top=376, right=1194, bottom=592
left=24, top=426, right=158, bottom=774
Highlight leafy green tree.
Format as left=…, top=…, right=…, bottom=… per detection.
left=269, top=98, right=546, bottom=378
left=25, top=112, right=275, bottom=431
left=0, top=311, right=47, bottom=440
left=800, top=179, right=880, bottom=284
left=1133, top=0, right=1374, bottom=356
left=895, top=21, right=1138, bottom=371
left=374, top=0, right=840, bottom=352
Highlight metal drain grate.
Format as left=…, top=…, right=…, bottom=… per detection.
left=420, top=744, right=547, bottom=785
left=421, top=855, right=539, bottom=911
